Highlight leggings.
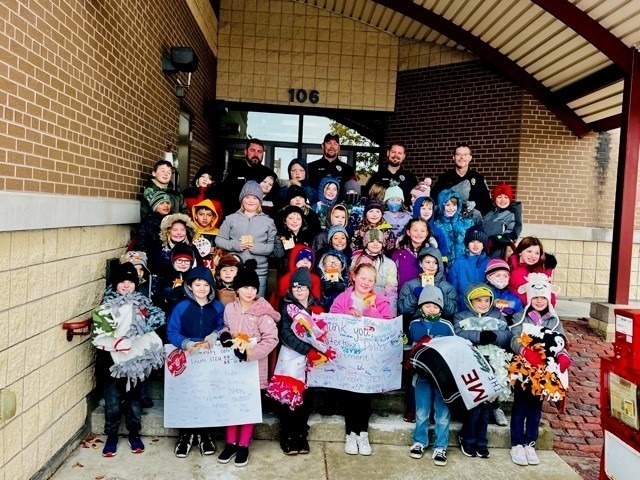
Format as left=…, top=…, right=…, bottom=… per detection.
left=226, top=424, right=255, bottom=447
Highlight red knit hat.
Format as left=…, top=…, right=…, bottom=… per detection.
left=492, top=183, right=514, bottom=203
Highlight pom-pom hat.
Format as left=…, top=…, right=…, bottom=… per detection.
left=233, top=259, right=260, bottom=290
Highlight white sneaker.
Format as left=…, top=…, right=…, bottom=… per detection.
left=493, top=407, right=508, bottom=426
left=524, top=443, right=540, bottom=465
left=510, top=445, right=529, bottom=466
left=344, top=432, right=358, bottom=455
left=356, top=432, right=372, bottom=456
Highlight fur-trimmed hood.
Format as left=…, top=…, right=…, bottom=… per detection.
left=160, top=213, right=198, bottom=248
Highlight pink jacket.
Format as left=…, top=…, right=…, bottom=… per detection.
left=222, top=297, right=280, bottom=388
left=329, top=286, right=393, bottom=319
left=508, top=255, right=556, bottom=306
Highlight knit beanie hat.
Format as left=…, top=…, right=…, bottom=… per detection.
left=384, top=185, right=404, bottom=202
left=111, top=262, right=139, bottom=291
left=492, top=183, right=514, bottom=204
left=344, top=179, right=361, bottom=194
left=120, top=251, right=149, bottom=272
left=239, top=180, right=264, bottom=202
left=364, top=198, right=384, bottom=215
left=328, top=225, right=348, bottom=242
left=485, top=259, right=510, bottom=277
left=281, top=205, right=305, bottom=225
left=464, top=225, right=488, bottom=247
left=467, top=284, right=494, bottom=302
left=185, top=265, right=214, bottom=287
left=147, top=190, right=171, bottom=211
left=518, top=272, right=559, bottom=315
left=364, top=228, right=383, bottom=245
left=286, top=185, right=308, bottom=204
left=290, top=267, right=313, bottom=289
left=171, top=243, right=195, bottom=264
left=233, top=259, right=260, bottom=290
left=191, top=165, right=217, bottom=187
left=418, top=285, right=444, bottom=310
left=218, top=253, right=242, bottom=269
left=410, top=178, right=432, bottom=200
left=295, top=247, right=314, bottom=266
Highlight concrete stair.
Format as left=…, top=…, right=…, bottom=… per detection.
left=90, top=381, right=554, bottom=449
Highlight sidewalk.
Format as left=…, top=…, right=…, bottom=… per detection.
left=50, top=438, right=581, bottom=480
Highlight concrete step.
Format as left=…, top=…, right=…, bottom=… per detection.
left=91, top=400, right=553, bottom=450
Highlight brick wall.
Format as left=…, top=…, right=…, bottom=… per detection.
left=387, top=61, right=523, bottom=193
left=0, top=0, right=218, bottom=199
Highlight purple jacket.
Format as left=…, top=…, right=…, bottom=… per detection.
left=391, top=246, right=420, bottom=288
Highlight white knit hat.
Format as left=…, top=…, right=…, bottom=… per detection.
left=518, top=272, right=560, bottom=314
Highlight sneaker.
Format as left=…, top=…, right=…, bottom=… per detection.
left=296, top=434, right=310, bottom=455
left=128, top=433, right=144, bottom=454
left=510, top=445, right=529, bottom=466
left=524, top=443, right=540, bottom=465
left=476, top=446, right=490, bottom=458
left=409, top=442, right=426, bottom=459
left=493, top=408, right=508, bottom=426
left=459, top=437, right=476, bottom=458
left=102, top=434, right=118, bottom=457
left=344, top=432, right=358, bottom=455
left=432, top=448, right=447, bottom=466
left=280, top=436, right=298, bottom=456
left=199, top=433, right=216, bottom=455
left=356, top=432, right=372, bottom=456
left=234, top=446, right=249, bottom=467
left=403, top=411, right=416, bottom=423
left=217, top=443, right=238, bottom=464
left=175, top=434, right=194, bottom=458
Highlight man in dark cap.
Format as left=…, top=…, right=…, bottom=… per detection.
left=308, top=133, right=356, bottom=192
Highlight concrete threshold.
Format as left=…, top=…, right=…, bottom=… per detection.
left=50, top=437, right=581, bottom=480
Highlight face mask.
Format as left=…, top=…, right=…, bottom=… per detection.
left=488, top=277, right=509, bottom=290
left=421, top=311, right=441, bottom=322
left=387, top=201, right=402, bottom=212
left=345, top=193, right=360, bottom=205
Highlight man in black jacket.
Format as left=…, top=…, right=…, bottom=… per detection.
left=365, top=143, right=418, bottom=206
left=308, top=133, right=356, bottom=192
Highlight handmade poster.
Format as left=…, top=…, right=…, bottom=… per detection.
left=163, top=344, right=262, bottom=428
left=307, top=314, right=403, bottom=393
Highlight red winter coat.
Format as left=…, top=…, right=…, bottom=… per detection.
left=269, top=244, right=322, bottom=310
left=507, top=254, right=556, bottom=306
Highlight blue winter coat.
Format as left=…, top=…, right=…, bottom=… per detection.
left=412, top=196, right=448, bottom=255
left=448, top=252, right=491, bottom=311
left=433, top=190, right=473, bottom=264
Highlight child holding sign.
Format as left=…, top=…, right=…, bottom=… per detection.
left=167, top=266, right=225, bottom=458
left=217, top=260, right=280, bottom=467
left=330, top=263, right=393, bottom=456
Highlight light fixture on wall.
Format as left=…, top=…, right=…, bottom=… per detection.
left=162, top=46, right=199, bottom=99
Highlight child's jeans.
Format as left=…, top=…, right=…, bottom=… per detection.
left=103, top=376, right=142, bottom=435
left=511, top=387, right=543, bottom=446
left=460, top=402, right=491, bottom=449
left=413, top=376, right=450, bottom=449
left=226, top=424, right=254, bottom=447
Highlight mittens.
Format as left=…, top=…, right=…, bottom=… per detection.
left=479, top=331, right=497, bottom=345
left=307, top=349, right=328, bottom=366
left=219, top=331, right=233, bottom=348
left=234, top=348, right=247, bottom=362
left=557, top=352, right=572, bottom=373
left=520, top=346, right=544, bottom=366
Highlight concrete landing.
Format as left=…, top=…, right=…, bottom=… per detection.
left=50, top=438, right=581, bottom=480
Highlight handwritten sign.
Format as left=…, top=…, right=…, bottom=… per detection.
left=307, top=314, right=403, bottom=393
left=163, top=344, right=262, bottom=428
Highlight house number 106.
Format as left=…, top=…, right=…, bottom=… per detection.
left=288, top=88, right=320, bottom=104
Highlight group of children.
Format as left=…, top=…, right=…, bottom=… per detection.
left=91, top=156, right=568, bottom=468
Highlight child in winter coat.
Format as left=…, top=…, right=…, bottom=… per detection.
left=316, top=225, right=352, bottom=262
left=434, top=189, right=473, bottom=264
left=92, top=263, right=166, bottom=457
left=182, top=165, right=223, bottom=219
left=215, top=181, right=277, bottom=298
left=448, top=226, right=491, bottom=311
left=215, top=253, right=242, bottom=306
left=351, top=198, right=396, bottom=253
left=281, top=185, right=322, bottom=237
left=383, top=185, right=412, bottom=238
left=412, top=196, right=448, bottom=255
left=284, top=158, right=315, bottom=204
left=167, top=267, right=225, bottom=458
left=391, top=218, right=432, bottom=287
left=485, top=259, right=524, bottom=324
left=270, top=245, right=322, bottom=310
left=133, top=191, right=172, bottom=263
left=453, top=284, right=512, bottom=460
left=140, top=159, right=185, bottom=218
left=508, top=273, right=569, bottom=467
left=154, top=244, right=196, bottom=314
left=273, top=205, right=313, bottom=269
left=120, top=251, right=155, bottom=300
left=267, top=267, right=329, bottom=455
left=351, top=229, right=399, bottom=316
left=314, top=176, right=341, bottom=229
left=508, top=237, right=557, bottom=306
left=408, top=286, right=455, bottom=466
left=330, top=263, right=393, bottom=456
left=191, top=199, right=221, bottom=242
left=343, top=179, right=365, bottom=235
left=317, top=249, right=349, bottom=310
left=258, top=171, right=279, bottom=217
left=483, top=183, right=523, bottom=259
left=217, top=261, right=280, bottom=467
left=312, top=203, right=349, bottom=252
left=152, top=213, right=203, bottom=275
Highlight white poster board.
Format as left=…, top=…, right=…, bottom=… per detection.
left=163, top=344, right=262, bottom=428
left=307, top=314, right=403, bottom=393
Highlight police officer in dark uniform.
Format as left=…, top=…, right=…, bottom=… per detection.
left=364, top=142, right=418, bottom=206
left=308, top=133, right=356, bottom=193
